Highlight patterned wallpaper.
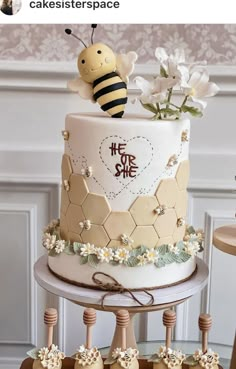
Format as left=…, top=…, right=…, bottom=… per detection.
left=0, top=24, right=236, bottom=64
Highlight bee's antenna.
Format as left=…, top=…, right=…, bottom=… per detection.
left=91, top=24, right=97, bottom=45
left=65, top=28, right=87, bottom=48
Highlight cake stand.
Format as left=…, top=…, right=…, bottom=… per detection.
left=213, top=224, right=236, bottom=369
left=34, top=255, right=208, bottom=358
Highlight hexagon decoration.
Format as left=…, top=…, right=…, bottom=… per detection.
left=60, top=213, right=69, bottom=240
left=173, top=224, right=186, bottom=243
left=175, top=160, right=190, bottom=190
left=131, top=226, right=158, bottom=249
left=61, top=154, right=72, bottom=182
left=68, top=232, right=82, bottom=243
left=60, top=186, right=70, bottom=215
left=104, top=211, right=136, bottom=240
left=68, top=174, right=89, bottom=206
left=129, top=196, right=158, bottom=225
left=154, top=209, right=177, bottom=238
left=81, top=225, right=110, bottom=246
left=66, top=204, right=85, bottom=234
left=155, top=178, right=178, bottom=208
left=82, top=193, right=111, bottom=225
left=156, top=236, right=174, bottom=247
left=175, top=190, right=188, bottom=218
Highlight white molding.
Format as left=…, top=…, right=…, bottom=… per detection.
left=0, top=61, right=236, bottom=95
left=0, top=203, right=37, bottom=346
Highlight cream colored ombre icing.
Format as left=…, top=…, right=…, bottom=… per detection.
left=77, top=43, right=116, bottom=83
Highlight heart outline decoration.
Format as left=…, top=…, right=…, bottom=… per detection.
left=98, top=135, right=154, bottom=199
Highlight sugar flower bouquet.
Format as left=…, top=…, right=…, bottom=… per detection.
left=135, top=48, right=219, bottom=120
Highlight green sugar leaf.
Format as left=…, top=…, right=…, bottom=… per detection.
left=155, top=258, right=166, bottom=268
left=160, top=65, right=168, bottom=78
left=64, top=244, right=75, bottom=255
left=181, top=105, right=203, bottom=117
left=80, top=255, right=88, bottom=265
left=73, top=242, right=83, bottom=254
left=183, top=355, right=199, bottom=366
left=48, top=248, right=57, bottom=257
left=27, top=348, right=39, bottom=360
left=88, top=254, right=99, bottom=267
left=158, top=244, right=169, bottom=255
left=127, top=256, right=139, bottom=267
left=141, top=102, right=158, bottom=114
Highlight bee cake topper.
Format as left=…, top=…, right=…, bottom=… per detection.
left=65, top=25, right=138, bottom=118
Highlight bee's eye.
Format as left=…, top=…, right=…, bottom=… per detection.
left=97, top=50, right=102, bottom=54
left=81, top=59, right=85, bottom=64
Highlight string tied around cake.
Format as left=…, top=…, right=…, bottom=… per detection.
left=92, top=272, right=154, bottom=309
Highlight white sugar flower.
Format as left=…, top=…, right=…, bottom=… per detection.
left=184, top=241, right=200, bottom=256
left=145, top=248, right=159, bottom=263
left=168, top=244, right=180, bottom=255
left=55, top=240, right=65, bottom=254
left=121, top=234, right=134, bottom=246
left=137, top=254, right=148, bottom=266
left=155, top=47, right=189, bottom=86
left=97, top=247, right=114, bottom=263
left=114, top=248, right=130, bottom=263
left=182, top=70, right=219, bottom=109
left=135, top=76, right=177, bottom=105
left=42, top=233, right=56, bottom=250
left=38, top=347, right=49, bottom=361
left=80, top=243, right=96, bottom=256
left=112, top=348, right=122, bottom=359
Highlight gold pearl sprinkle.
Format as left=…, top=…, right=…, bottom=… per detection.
left=63, top=179, right=70, bottom=191
left=61, top=130, right=69, bottom=141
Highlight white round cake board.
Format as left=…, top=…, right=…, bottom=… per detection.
left=34, top=255, right=208, bottom=309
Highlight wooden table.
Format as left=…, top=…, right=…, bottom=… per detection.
left=213, top=224, right=236, bottom=369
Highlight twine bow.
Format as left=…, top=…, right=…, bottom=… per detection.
left=92, top=272, right=154, bottom=309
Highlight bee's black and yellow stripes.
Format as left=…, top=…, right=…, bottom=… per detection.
left=93, top=72, right=127, bottom=118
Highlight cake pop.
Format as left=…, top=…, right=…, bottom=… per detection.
left=27, top=308, right=65, bottom=369
left=74, top=308, right=104, bottom=369
left=106, top=310, right=139, bottom=369
left=149, top=310, right=185, bottom=369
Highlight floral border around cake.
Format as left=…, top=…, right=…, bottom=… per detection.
left=43, top=220, right=203, bottom=268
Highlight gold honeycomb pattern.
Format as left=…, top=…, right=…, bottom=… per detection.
left=60, top=154, right=190, bottom=247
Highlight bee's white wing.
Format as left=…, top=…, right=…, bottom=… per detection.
left=116, top=51, right=138, bottom=83
left=67, top=76, right=95, bottom=102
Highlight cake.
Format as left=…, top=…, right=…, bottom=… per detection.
left=42, top=27, right=219, bottom=292
left=44, top=113, right=203, bottom=290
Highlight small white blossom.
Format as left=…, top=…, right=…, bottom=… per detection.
left=42, top=233, right=56, bottom=251
left=55, top=240, right=65, bottom=254
left=182, top=70, right=219, bottom=109
left=155, top=47, right=190, bottom=86
left=121, top=234, right=134, bottom=247
left=38, top=347, right=49, bottom=361
left=97, top=247, right=114, bottom=263
left=80, top=243, right=96, bottom=256
left=135, top=76, right=177, bottom=105
left=184, top=241, right=200, bottom=256
left=137, top=254, right=148, bottom=266
left=114, top=248, right=130, bottom=263
left=168, top=244, right=180, bottom=255
left=145, top=248, right=159, bottom=263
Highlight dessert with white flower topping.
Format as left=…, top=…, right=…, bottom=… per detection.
left=42, top=44, right=218, bottom=291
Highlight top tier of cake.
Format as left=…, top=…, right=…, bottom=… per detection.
left=60, top=114, right=190, bottom=249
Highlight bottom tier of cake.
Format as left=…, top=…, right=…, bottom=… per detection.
left=48, top=253, right=196, bottom=290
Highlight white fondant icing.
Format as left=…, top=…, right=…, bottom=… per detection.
left=65, top=113, right=190, bottom=211
left=48, top=254, right=196, bottom=290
